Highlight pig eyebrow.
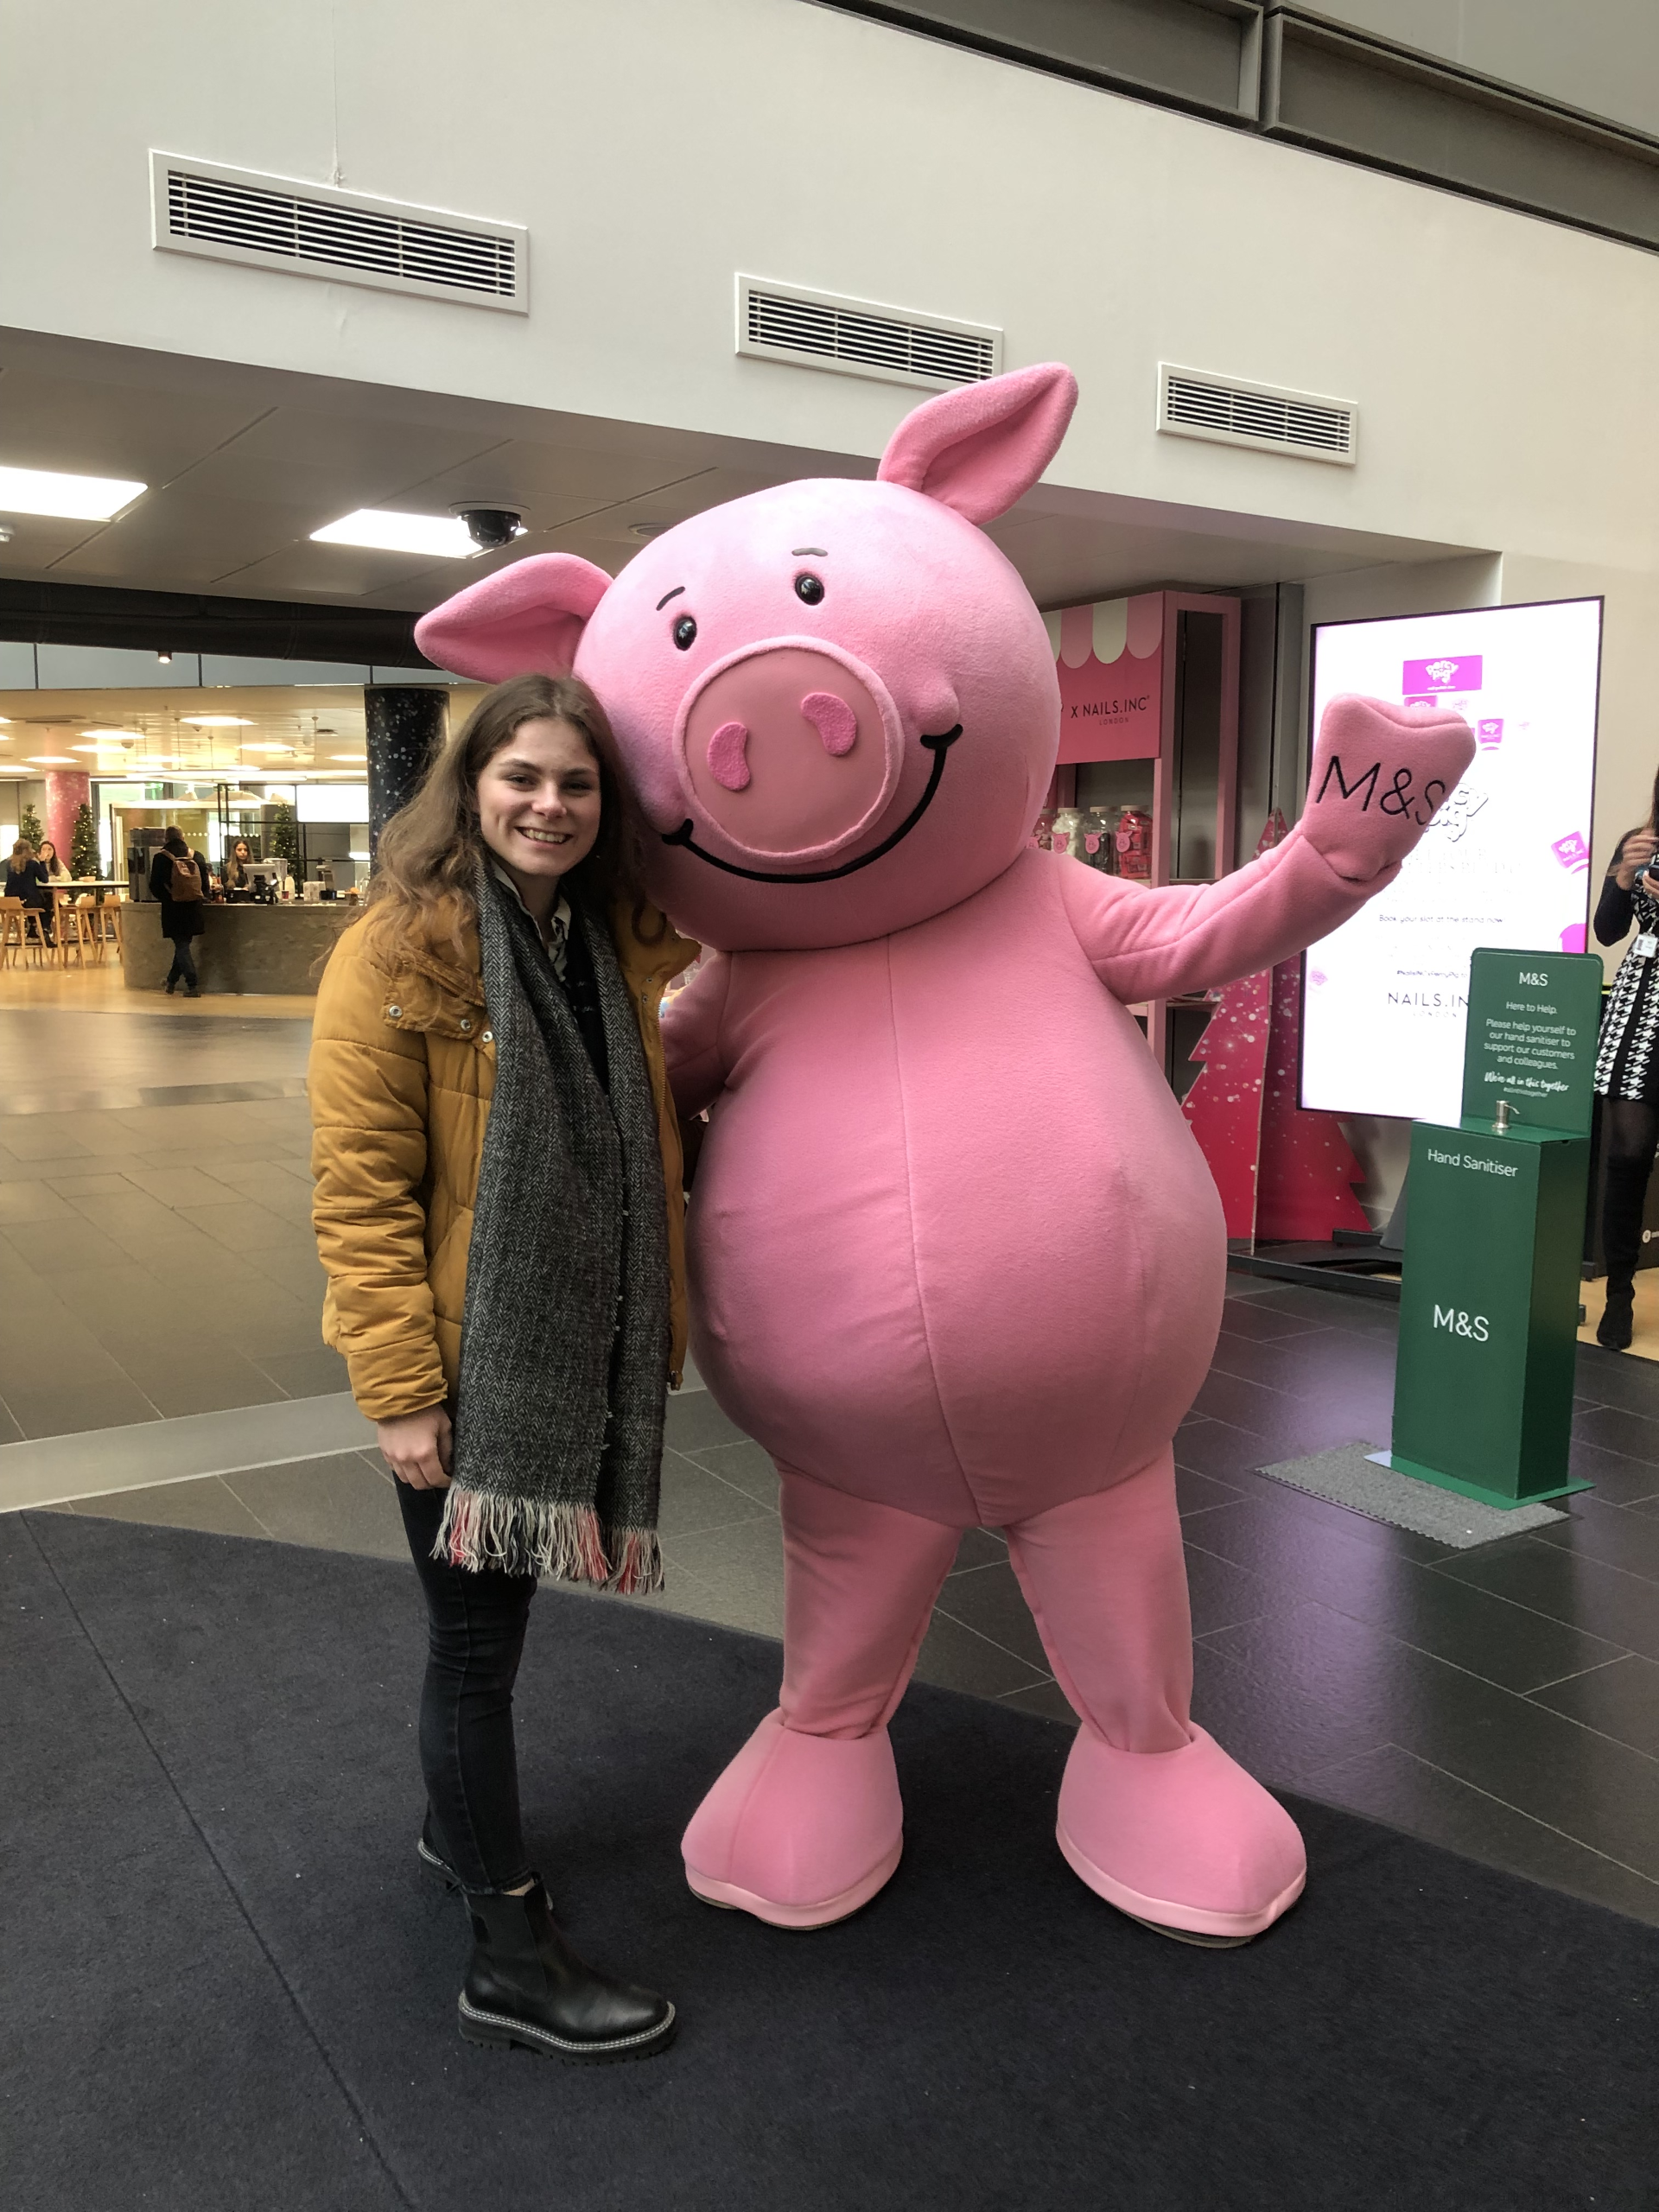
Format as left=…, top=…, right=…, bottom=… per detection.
left=655, top=586, right=686, bottom=611
left=791, top=547, right=828, bottom=557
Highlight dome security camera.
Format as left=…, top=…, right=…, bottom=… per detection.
left=452, top=505, right=526, bottom=552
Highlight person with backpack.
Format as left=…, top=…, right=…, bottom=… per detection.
left=149, top=825, right=213, bottom=995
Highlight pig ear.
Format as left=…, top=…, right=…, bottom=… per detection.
left=412, top=554, right=613, bottom=681
left=876, top=363, right=1077, bottom=524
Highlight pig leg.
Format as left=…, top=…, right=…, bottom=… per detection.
left=1003, top=1448, right=1306, bottom=1944
left=681, top=1466, right=960, bottom=1929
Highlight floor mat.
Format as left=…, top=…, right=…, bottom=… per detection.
left=6, top=1510, right=1656, bottom=2212
left=1259, top=1441, right=1567, bottom=1546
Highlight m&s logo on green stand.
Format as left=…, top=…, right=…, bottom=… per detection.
left=1387, top=949, right=1601, bottom=1509
left=1432, top=1306, right=1490, bottom=1342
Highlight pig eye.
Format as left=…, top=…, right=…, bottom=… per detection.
left=794, top=573, right=825, bottom=605
left=671, top=613, right=697, bottom=651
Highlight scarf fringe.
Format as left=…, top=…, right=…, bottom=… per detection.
left=435, top=1488, right=664, bottom=1595
left=607, top=1527, right=665, bottom=1598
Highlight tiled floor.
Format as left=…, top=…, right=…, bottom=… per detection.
left=0, top=1010, right=340, bottom=1437
left=11, top=988, right=1659, bottom=1932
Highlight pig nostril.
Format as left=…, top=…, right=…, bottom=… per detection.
left=802, top=690, right=857, bottom=758
left=707, top=719, right=752, bottom=791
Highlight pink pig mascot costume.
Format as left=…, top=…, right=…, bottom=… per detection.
left=417, top=365, right=1472, bottom=1946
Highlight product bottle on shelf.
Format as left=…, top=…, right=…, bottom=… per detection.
left=1082, top=808, right=1120, bottom=874
left=1116, top=807, right=1154, bottom=882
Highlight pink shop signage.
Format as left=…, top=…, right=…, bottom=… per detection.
left=1050, top=595, right=1163, bottom=763
left=1402, top=653, right=1482, bottom=696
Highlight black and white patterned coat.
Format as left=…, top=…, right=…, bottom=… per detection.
left=1594, top=832, right=1659, bottom=1103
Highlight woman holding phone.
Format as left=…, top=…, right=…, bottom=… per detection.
left=309, top=672, right=695, bottom=2061
left=1592, top=789, right=1659, bottom=1350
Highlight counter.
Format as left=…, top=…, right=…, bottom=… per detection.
left=121, top=899, right=358, bottom=995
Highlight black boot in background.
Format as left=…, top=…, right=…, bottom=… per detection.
left=1597, top=1158, right=1650, bottom=1351
left=458, top=1878, right=676, bottom=2063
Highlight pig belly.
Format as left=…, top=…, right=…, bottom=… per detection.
left=685, top=886, right=1227, bottom=1527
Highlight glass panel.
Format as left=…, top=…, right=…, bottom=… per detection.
left=1172, top=611, right=1224, bottom=880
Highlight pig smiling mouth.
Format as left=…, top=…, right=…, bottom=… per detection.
left=662, top=724, right=963, bottom=884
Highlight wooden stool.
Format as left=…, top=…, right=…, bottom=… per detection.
left=0, top=896, right=24, bottom=969
left=18, top=906, right=51, bottom=966
left=73, top=893, right=102, bottom=963
left=52, top=890, right=86, bottom=968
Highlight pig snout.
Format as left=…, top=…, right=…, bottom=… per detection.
left=677, top=644, right=902, bottom=863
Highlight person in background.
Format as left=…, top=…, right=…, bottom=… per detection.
left=308, top=671, right=696, bottom=2063
left=222, top=836, right=256, bottom=895
left=1592, top=785, right=1659, bottom=1350
left=36, top=837, right=66, bottom=880
left=4, top=838, right=53, bottom=943
left=149, top=824, right=212, bottom=996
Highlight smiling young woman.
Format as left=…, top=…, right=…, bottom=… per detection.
left=308, top=671, right=696, bottom=2061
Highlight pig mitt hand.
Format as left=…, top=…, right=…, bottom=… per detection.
left=1300, top=695, right=1476, bottom=884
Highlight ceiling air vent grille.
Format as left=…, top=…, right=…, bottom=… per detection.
left=150, top=154, right=527, bottom=313
left=1157, top=365, right=1357, bottom=464
left=737, top=277, right=1001, bottom=390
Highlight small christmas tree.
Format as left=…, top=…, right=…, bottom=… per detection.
left=1180, top=969, right=1272, bottom=1239
left=18, top=798, right=42, bottom=850
left=1180, top=811, right=1370, bottom=1243
left=70, top=802, right=99, bottom=879
left=1254, top=957, right=1372, bottom=1241
left=1179, top=813, right=1286, bottom=1238
left=267, top=798, right=300, bottom=867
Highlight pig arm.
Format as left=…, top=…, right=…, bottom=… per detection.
left=660, top=953, right=734, bottom=1119
left=1054, top=830, right=1390, bottom=1003
left=1058, top=691, right=1477, bottom=1001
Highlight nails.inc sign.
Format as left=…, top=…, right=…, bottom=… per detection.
left=1049, top=595, right=1163, bottom=765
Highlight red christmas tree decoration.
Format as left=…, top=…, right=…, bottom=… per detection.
left=1180, top=966, right=1270, bottom=1238
left=1254, top=957, right=1371, bottom=1240
left=1180, top=811, right=1370, bottom=1243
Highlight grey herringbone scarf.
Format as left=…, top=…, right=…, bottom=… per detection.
left=435, top=865, right=670, bottom=1592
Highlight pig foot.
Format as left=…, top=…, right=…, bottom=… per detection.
left=682, top=1709, right=903, bottom=1929
left=1055, top=1724, right=1306, bottom=1943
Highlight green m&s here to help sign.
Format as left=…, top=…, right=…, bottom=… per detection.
left=1459, top=949, right=1602, bottom=1136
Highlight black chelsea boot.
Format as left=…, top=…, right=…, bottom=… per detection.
left=457, top=1878, right=676, bottom=2064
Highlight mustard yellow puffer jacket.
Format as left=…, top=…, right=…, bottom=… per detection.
left=308, top=900, right=698, bottom=1422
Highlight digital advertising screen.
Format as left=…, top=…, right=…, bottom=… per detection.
left=1299, top=597, right=1602, bottom=1125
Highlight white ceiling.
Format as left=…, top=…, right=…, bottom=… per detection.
left=0, top=327, right=1484, bottom=617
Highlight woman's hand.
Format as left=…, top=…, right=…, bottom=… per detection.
left=378, top=1406, right=453, bottom=1489
left=1616, top=832, right=1658, bottom=890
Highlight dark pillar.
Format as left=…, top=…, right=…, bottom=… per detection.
left=365, top=686, right=448, bottom=860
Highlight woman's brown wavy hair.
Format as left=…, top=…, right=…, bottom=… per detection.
left=361, top=672, right=662, bottom=970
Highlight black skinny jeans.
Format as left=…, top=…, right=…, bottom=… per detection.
left=166, top=937, right=198, bottom=988
left=397, top=1481, right=538, bottom=1894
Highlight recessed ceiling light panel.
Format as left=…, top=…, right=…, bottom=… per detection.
left=0, top=465, right=147, bottom=520
left=180, top=715, right=253, bottom=727
left=311, top=509, right=475, bottom=559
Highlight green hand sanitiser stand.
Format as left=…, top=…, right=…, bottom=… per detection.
left=1384, top=948, right=1603, bottom=1509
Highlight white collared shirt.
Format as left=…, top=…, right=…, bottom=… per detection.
left=489, top=861, right=571, bottom=982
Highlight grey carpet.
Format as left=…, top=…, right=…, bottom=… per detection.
left=4, top=1510, right=1656, bottom=2212
left=1258, top=1441, right=1567, bottom=1547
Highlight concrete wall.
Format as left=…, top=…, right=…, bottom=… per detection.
left=1315, top=1, right=1659, bottom=138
